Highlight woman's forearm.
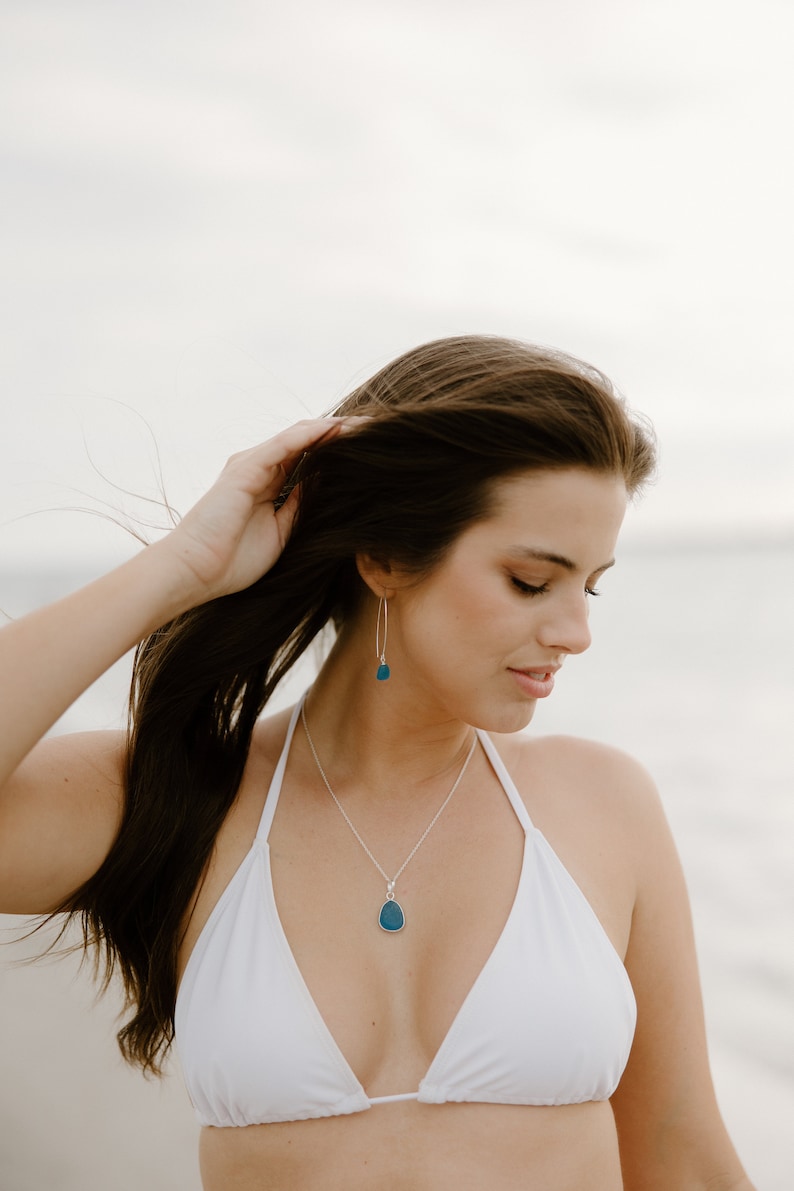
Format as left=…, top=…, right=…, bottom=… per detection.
left=0, top=541, right=196, bottom=790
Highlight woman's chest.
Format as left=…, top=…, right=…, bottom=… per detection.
left=178, top=737, right=636, bottom=1107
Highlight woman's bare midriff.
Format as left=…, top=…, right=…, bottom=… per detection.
left=199, top=1100, right=623, bottom=1191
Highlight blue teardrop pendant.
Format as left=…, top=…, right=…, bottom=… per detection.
left=376, top=663, right=391, bottom=681
left=378, top=897, right=405, bottom=932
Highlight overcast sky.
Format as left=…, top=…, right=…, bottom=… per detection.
left=2, top=0, right=793, bottom=564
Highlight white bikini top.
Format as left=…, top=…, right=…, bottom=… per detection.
left=175, top=698, right=636, bottom=1127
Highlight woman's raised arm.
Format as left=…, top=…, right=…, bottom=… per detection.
left=0, top=417, right=344, bottom=913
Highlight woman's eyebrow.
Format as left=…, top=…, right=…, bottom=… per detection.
left=505, top=547, right=616, bottom=575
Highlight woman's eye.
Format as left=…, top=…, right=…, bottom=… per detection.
left=510, top=576, right=602, bottom=598
left=511, top=578, right=549, bottom=596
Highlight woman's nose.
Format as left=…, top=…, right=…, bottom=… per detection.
left=536, top=595, right=592, bottom=656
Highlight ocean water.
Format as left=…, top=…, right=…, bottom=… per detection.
left=0, top=544, right=792, bottom=1189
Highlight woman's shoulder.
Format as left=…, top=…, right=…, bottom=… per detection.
left=235, top=705, right=299, bottom=815
left=489, top=728, right=664, bottom=830
left=251, top=704, right=299, bottom=762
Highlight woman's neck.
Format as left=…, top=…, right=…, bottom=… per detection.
left=302, top=633, right=476, bottom=804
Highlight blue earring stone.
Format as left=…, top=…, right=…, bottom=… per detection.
left=379, top=898, right=405, bottom=931
left=376, top=663, right=391, bottom=681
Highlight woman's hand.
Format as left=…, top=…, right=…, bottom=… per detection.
left=160, top=417, right=346, bottom=603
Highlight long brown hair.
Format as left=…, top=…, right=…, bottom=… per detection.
left=58, top=335, right=656, bottom=1073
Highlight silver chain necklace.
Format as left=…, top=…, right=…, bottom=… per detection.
left=300, top=702, right=477, bottom=933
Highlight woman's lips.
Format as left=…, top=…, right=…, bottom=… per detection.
left=508, top=668, right=557, bottom=699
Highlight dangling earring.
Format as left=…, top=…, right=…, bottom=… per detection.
left=376, top=596, right=391, bottom=681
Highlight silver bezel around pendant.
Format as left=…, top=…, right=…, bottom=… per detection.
left=378, top=895, right=406, bottom=932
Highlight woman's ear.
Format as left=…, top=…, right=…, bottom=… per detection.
left=355, top=554, right=396, bottom=599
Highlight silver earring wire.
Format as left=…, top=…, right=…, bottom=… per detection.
left=376, top=596, right=390, bottom=681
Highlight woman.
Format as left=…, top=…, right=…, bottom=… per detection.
left=0, top=336, right=754, bottom=1190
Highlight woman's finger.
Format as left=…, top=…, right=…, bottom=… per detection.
left=247, top=417, right=343, bottom=470
left=243, top=414, right=368, bottom=475
left=224, top=417, right=346, bottom=501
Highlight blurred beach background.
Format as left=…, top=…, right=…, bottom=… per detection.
left=1, top=1, right=792, bottom=1188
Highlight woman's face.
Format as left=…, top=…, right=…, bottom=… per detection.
left=386, top=467, right=628, bottom=733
